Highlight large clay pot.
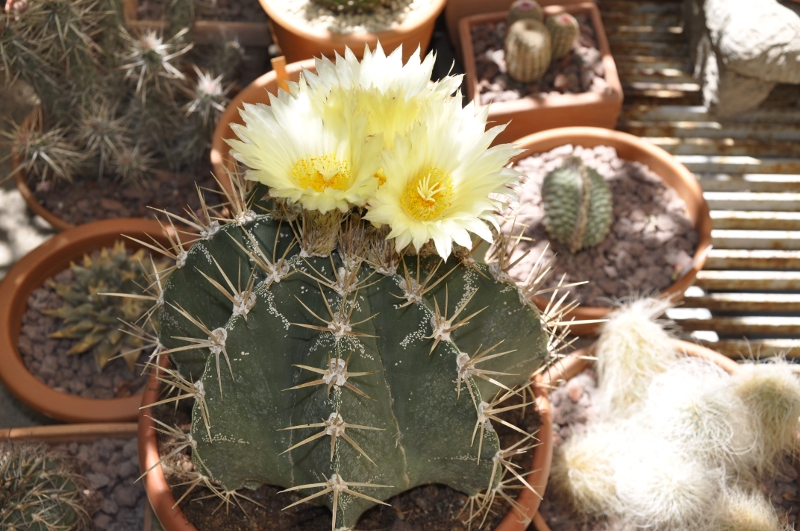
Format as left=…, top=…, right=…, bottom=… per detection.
left=258, top=0, right=447, bottom=64
left=460, top=3, right=623, bottom=146
left=0, top=218, right=171, bottom=423
left=509, top=127, right=713, bottom=336
left=139, top=357, right=554, bottom=531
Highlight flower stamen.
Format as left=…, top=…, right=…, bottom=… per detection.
left=293, top=154, right=352, bottom=193
left=401, top=167, right=453, bottom=221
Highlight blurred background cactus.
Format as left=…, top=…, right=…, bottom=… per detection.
left=0, top=0, right=242, bottom=184
left=504, top=9, right=580, bottom=83
left=541, top=156, right=613, bottom=254
left=0, top=442, right=91, bottom=530
left=546, top=12, right=579, bottom=60
left=507, top=0, right=543, bottom=26
left=44, top=241, right=165, bottom=372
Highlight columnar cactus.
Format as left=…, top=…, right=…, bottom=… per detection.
left=546, top=12, right=580, bottom=60
left=507, top=0, right=544, bottom=26
left=141, top=46, right=571, bottom=531
left=541, top=157, right=613, bottom=254
left=504, top=19, right=552, bottom=83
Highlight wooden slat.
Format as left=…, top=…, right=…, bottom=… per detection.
left=703, top=192, right=800, bottom=212
left=676, top=156, right=800, bottom=174
left=595, top=1, right=682, bottom=14
left=696, top=175, right=800, bottom=193
left=615, top=67, right=692, bottom=80
left=601, top=12, right=682, bottom=27
left=612, top=42, right=690, bottom=58
left=622, top=105, right=800, bottom=125
left=712, top=230, right=800, bottom=250
left=682, top=293, right=800, bottom=312
left=695, top=270, right=800, bottom=290
left=696, top=339, right=800, bottom=359
left=709, top=211, right=800, bottom=231
left=678, top=317, right=800, bottom=335
left=645, top=138, right=800, bottom=157
left=619, top=121, right=800, bottom=140
left=608, top=31, right=685, bottom=44
left=704, top=249, right=800, bottom=270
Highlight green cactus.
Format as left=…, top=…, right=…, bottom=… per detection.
left=507, top=0, right=544, bottom=26
left=44, top=241, right=166, bottom=372
left=504, top=19, right=552, bottom=83
left=146, top=196, right=558, bottom=530
left=546, top=12, right=579, bottom=60
left=541, top=157, right=613, bottom=254
left=0, top=442, right=91, bottom=531
left=312, top=0, right=388, bottom=13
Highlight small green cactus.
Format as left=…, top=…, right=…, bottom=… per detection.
left=546, top=12, right=579, bottom=60
left=504, top=19, right=552, bottom=83
left=541, top=157, right=613, bottom=254
left=44, top=241, right=165, bottom=372
left=0, top=442, right=91, bottom=531
left=507, top=0, right=544, bottom=26
left=312, top=0, right=388, bottom=12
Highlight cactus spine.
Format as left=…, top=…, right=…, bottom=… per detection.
left=541, top=157, right=613, bottom=254
left=507, top=0, right=544, bottom=26
left=546, top=12, right=580, bottom=60
left=504, top=19, right=552, bottom=83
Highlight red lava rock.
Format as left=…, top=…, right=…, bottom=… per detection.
left=100, top=198, right=126, bottom=211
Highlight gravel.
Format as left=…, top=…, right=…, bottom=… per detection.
left=505, top=144, right=698, bottom=307
left=267, top=0, right=433, bottom=35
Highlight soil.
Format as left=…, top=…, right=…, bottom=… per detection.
left=137, top=0, right=268, bottom=23
left=539, top=366, right=800, bottom=531
left=149, top=366, right=542, bottom=531
left=268, top=0, right=432, bottom=35
left=17, top=263, right=150, bottom=399
left=471, top=14, right=609, bottom=105
left=505, top=144, right=698, bottom=307
left=26, top=160, right=220, bottom=228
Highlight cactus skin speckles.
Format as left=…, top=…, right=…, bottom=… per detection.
left=541, top=157, right=613, bottom=254
left=507, top=0, right=544, bottom=26
left=505, top=19, right=552, bottom=83
left=546, top=12, right=580, bottom=60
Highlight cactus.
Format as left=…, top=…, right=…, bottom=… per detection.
left=312, top=0, right=388, bottom=13
left=0, top=442, right=91, bottom=530
left=504, top=19, right=551, bottom=83
left=44, top=241, right=165, bottom=372
left=541, top=156, right=613, bottom=254
left=545, top=12, right=579, bottom=60
left=507, top=0, right=544, bottom=26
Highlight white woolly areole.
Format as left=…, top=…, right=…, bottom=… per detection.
left=208, top=327, right=227, bottom=355
left=323, top=357, right=348, bottom=389
left=233, top=291, right=256, bottom=317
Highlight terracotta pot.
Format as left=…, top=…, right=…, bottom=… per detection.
left=509, top=127, right=713, bottom=336
left=460, top=3, right=623, bottom=146
left=210, top=58, right=317, bottom=195
left=445, top=0, right=590, bottom=60
left=0, top=218, right=171, bottom=423
left=139, top=358, right=554, bottom=531
left=258, top=0, right=447, bottom=64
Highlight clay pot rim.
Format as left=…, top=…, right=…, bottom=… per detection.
left=509, top=126, right=713, bottom=336
left=139, top=357, right=554, bottom=531
left=259, top=0, right=448, bottom=44
left=459, top=3, right=624, bottom=110
left=0, top=422, right=139, bottom=443
left=0, top=218, right=171, bottom=423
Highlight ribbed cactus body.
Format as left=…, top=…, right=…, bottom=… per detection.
left=313, top=0, right=386, bottom=12
left=541, top=157, right=613, bottom=254
left=546, top=13, right=579, bottom=60
left=504, top=19, right=552, bottom=83
left=507, top=0, right=543, bottom=25
left=159, top=213, right=550, bottom=529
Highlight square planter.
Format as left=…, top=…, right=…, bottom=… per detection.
left=459, top=3, right=623, bottom=146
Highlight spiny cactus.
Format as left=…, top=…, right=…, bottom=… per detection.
left=0, top=442, right=91, bottom=531
left=44, top=241, right=165, bottom=372
left=504, top=19, right=551, bottom=84
left=312, top=0, right=388, bottom=13
left=507, top=0, right=544, bottom=26
left=541, top=156, right=613, bottom=254
left=545, top=12, right=579, bottom=60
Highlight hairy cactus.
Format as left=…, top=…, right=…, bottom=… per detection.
left=507, top=0, right=543, bottom=26
left=44, top=241, right=164, bottom=372
left=312, top=0, right=388, bottom=12
left=504, top=19, right=551, bottom=83
left=541, top=157, right=613, bottom=254
left=0, top=442, right=91, bottom=530
left=546, top=12, right=579, bottom=60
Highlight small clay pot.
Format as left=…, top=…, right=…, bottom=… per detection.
left=0, top=218, right=171, bottom=423
left=139, top=357, right=554, bottom=531
left=459, top=3, right=624, bottom=146
left=258, top=0, right=447, bottom=64
left=510, top=127, right=713, bottom=336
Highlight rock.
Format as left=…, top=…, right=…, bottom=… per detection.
left=93, top=513, right=113, bottom=529
left=113, top=485, right=139, bottom=508
left=86, top=472, right=111, bottom=489
left=567, top=381, right=583, bottom=403
left=101, top=497, right=119, bottom=515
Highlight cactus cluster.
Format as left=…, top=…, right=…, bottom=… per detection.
left=0, top=442, right=91, bottom=531
left=312, top=0, right=388, bottom=13
left=135, top=46, right=576, bottom=531
left=541, top=156, right=613, bottom=254
left=0, top=0, right=242, bottom=184
left=45, top=241, right=166, bottom=372
left=503, top=2, right=580, bottom=83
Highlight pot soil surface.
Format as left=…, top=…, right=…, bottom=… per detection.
left=505, top=144, right=698, bottom=307
left=267, top=0, right=432, bottom=35
left=26, top=161, right=219, bottom=228
left=540, top=367, right=800, bottom=530
left=17, top=256, right=150, bottom=400
left=150, top=384, right=541, bottom=530
left=137, top=0, right=268, bottom=22
left=471, top=14, right=609, bottom=105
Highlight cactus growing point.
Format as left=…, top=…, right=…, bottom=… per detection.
left=507, top=0, right=544, bottom=26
